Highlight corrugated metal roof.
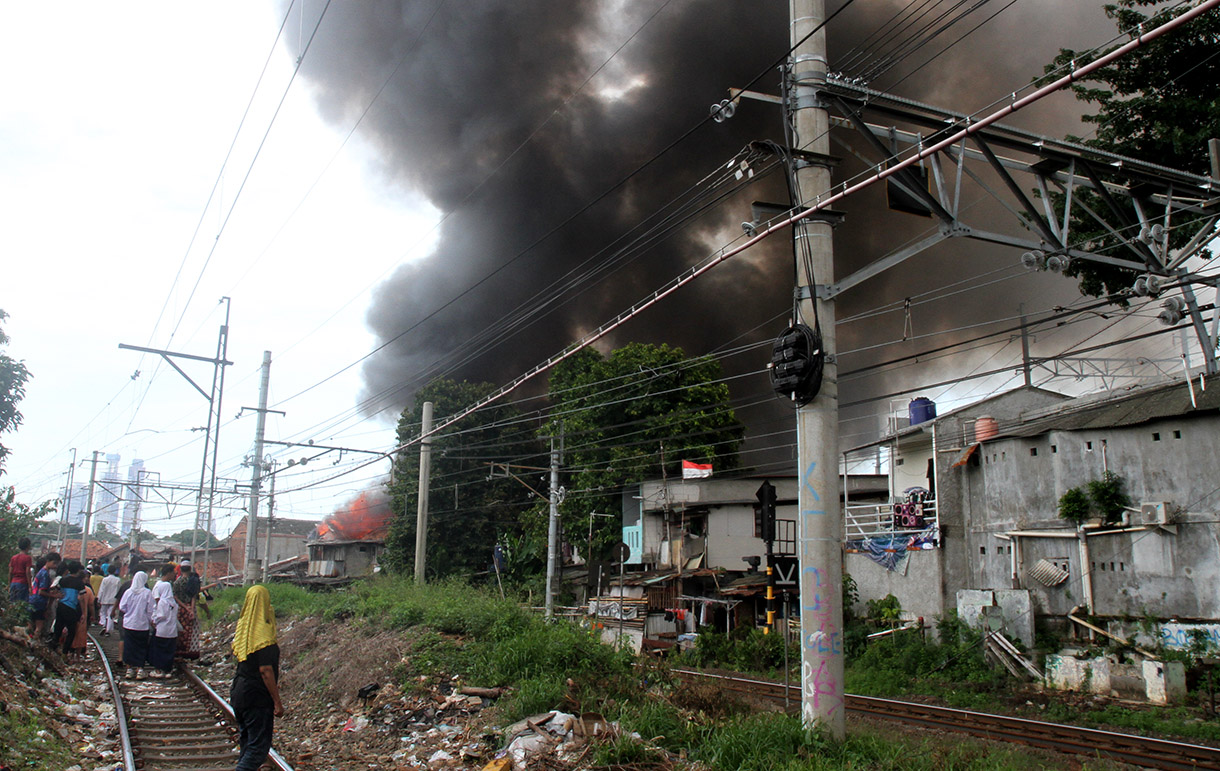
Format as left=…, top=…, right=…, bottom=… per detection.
left=999, top=377, right=1219, bottom=438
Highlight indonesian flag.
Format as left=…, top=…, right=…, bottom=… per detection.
left=682, top=460, right=713, bottom=479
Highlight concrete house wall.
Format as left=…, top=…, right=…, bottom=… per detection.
left=847, top=388, right=1069, bottom=624
left=850, top=382, right=1220, bottom=627
left=630, top=477, right=799, bottom=570
left=961, top=413, right=1220, bottom=620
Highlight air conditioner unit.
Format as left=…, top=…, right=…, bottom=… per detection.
left=1139, top=501, right=1173, bottom=527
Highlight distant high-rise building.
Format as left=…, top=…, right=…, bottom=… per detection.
left=94, top=453, right=123, bottom=533
left=61, top=483, right=90, bottom=528
left=123, top=459, right=146, bottom=534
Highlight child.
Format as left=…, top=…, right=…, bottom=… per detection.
left=28, top=552, right=61, bottom=642
left=53, top=561, right=86, bottom=655
left=8, top=536, right=33, bottom=604
left=97, top=564, right=121, bottom=636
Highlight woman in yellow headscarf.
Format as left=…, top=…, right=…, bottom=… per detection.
left=230, top=585, right=284, bottom=771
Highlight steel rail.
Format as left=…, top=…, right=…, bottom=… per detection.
left=90, top=632, right=294, bottom=771
left=181, top=663, right=295, bottom=771
left=89, top=633, right=137, bottom=771
left=672, top=667, right=1220, bottom=770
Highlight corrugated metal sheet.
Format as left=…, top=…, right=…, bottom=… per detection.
left=1002, top=378, right=1219, bottom=438
left=1028, top=558, right=1070, bottom=587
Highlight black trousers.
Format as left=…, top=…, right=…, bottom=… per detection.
left=53, top=603, right=81, bottom=654
left=234, top=706, right=275, bottom=771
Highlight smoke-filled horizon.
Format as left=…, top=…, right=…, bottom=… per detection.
left=285, top=1, right=1116, bottom=441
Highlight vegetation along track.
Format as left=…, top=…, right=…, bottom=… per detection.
left=90, top=633, right=293, bottom=771
left=672, top=668, right=1220, bottom=771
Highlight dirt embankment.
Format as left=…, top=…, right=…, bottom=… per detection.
left=198, top=616, right=505, bottom=770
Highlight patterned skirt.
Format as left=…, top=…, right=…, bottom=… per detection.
left=176, top=603, right=201, bottom=659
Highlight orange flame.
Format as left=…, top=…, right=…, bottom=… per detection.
left=314, top=490, right=392, bottom=541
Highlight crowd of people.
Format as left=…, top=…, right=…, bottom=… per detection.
left=8, top=538, right=284, bottom=771
left=7, top=537, right=208, bottom=674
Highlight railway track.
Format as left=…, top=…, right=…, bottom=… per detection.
left=90, top=632, right=293, bottom=771
left=672, top=668, right=1220, bottom=771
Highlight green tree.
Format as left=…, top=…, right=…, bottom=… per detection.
left=383, top=379, right=543, bottom=579
left=0, top=487, right=55, bottom=565
left=168, top=528, right=223, bottom=548
left=0, top=309, right=32, bottom=476
left=1041, top=1, right=1220, bottom=300
left=538, top=342, right=744, bottom=559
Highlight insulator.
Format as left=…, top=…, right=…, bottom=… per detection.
left=1020, top=251, right=1046, bottom=270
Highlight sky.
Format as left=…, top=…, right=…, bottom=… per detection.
left=2, top=1, right=1212, bottom=540
left=1, top=2, right=440, bottom=537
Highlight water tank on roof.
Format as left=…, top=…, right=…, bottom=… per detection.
left=975, top=415, right=999, bottom=441
left=909, top=397, right=937, bottom=425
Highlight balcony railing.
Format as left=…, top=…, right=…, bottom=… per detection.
left=844, top=500, right=939, bottom=545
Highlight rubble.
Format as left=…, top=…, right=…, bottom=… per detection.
left=189, top=615, right=651, bottom=770
left=0, top=625, right=122, bottom=770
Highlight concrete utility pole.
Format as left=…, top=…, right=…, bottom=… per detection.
left=791, top=0, right=846, bottom=739
left=57, top=449, right=76, bottom=547
left=80, top=451, right=101, bottom=563
left=414, top=401, right=434, bottom=583
left=129, top=469, right=148, bottom=551
left=244, top=351, right=272, bottom=584
left=1019, top=306, right=1032, bottom=388
left=544, top=433, right=562, bottom=619
left=262, top=460, right=277, bottom=583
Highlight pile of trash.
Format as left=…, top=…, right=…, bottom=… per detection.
left=485, top=710, right=639, bottom=770
left=0, top=627, right=121, bottom=771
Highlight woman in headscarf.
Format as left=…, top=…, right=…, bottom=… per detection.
left=118, top=571, right=153, bottom=678
left=148, top=568, right=178, bottom=677
left=231, top=585, right=284, bottom=771
left=172, top=561, right=202, bottom=659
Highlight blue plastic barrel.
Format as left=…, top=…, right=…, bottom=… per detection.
left=909, top=397, right=937, bottom=425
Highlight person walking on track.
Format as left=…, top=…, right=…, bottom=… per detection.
left=230, top=585, right=284, bottom=771
left=119, top=571, right=153, bottom=678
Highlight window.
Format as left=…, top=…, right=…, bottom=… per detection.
left=1086, top=441, right=1093, bottom=451
left=1173, top=430, right=1182, bottom=439
left=1030, top=447, right=1038, bottom=457
left=1152, top=432, right=1161, bottom=441
left=1051, top=445, right=1057, bottom=453
left=980, top=546, right=986, bottom=555
left=896, top=458, right=905, bottom=466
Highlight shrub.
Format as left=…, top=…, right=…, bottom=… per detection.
left=1088, top=471, right=1131, bottom=524
left=1057, top=486, right=1091, bottom=524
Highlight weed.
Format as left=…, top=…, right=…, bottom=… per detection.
left=692, top=712, right=824, bottom=770
left=589, top=733, right=665, bottom=766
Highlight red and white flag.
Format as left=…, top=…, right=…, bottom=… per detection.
left=681, top=460, right=713, bottom=479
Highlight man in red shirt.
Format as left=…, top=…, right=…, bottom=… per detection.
left=8, top=536, right=33, bottom=604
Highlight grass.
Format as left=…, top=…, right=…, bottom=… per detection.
left=1053, top=702, right=1220, bottom=743
left=200, top=579, right=1186, bottom=770
left=0, top=700, right=79, bottom=769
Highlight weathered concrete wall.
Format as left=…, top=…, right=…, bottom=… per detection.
left=951, top=409, right=1220, bottom=622
left=934, top=388, right=1067, bottom=623
left=1044, top=655, right=1185, bottom=704
left=1143, top=660, right=1187, bottom=705
left=956, top=589, right=1035, bottom=647
left=846, top=550, right=945, bottom=622
left=1045, top=655, right=1111, bottom=695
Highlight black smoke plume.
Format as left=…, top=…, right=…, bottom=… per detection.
left=285, top=1, right=1111, bottom=440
